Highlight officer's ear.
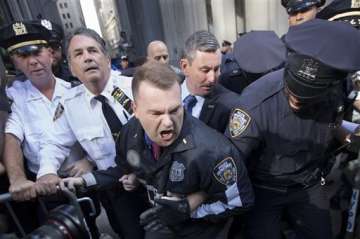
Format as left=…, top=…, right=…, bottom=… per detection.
left=132, top=100, right=138, bottom=119
left=180, top=58, right=190, bottom=76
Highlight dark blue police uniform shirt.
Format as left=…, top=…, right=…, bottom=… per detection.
left=225, top=69, right=338, bottom=189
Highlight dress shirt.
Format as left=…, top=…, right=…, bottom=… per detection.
left=181, top=80, right=205, bottom=118
left=38, top=71, right=133, bottom=177
left=5, top=77, right=76, bottom=174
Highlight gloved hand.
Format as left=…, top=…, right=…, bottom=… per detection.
left=139, top=207, right=172, bottom=232
left=139, top=196, right=191, bottom=231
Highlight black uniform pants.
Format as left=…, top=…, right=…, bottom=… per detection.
left=245, top=183, right=332, bottom=239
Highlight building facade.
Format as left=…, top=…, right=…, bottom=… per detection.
left=56, top=0, right=85, bottom=35
left=113, top=0, right=290, bottom=65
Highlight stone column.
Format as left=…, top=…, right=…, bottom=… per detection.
left=210, top=0, right=237, bottom=43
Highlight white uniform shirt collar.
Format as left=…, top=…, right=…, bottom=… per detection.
left=84, top=74, right=115, bottom=107
left=26, top=77, right=69, bottom=103
left=53, top=77, right=71, bottom=101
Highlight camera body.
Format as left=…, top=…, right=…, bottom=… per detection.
left=25, top=204, right=89, bottom=239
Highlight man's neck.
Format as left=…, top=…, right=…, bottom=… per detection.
left=31, top=75, right=56, bottom=101
left=87, top=73, right=110, bottom=96
left=185, top=79, right=195, bottom=95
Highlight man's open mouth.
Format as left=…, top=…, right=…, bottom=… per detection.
left=85, top=66, right=98, bottom=72
left=160, top=129, right=174, bottom=140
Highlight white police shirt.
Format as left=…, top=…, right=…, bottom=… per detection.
left=5, top=77, right=74, bottom=174
left=37, top=71, right=133, bottom=178
left=181, top=79, right=205, bottom=118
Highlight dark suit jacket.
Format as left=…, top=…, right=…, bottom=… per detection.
left=199, top=84, right=240, bottom=133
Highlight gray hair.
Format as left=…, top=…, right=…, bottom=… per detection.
left=183, top=30, right=219, bottom=63
left=65, top=28, right=109, bottom=61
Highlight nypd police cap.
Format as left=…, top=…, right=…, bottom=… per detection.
left=282, top=0, right=325, bottom=15
left=0, top=21, right=51, bottom=53
left=233, top=31, right=286, bottom=74
left=317, top=0, right=360, bottom=28
left=284, top=53, right=348, bottom=99
left=284, top=18, right=360, bottom=72
left=35, top=19, right=64, bottom=44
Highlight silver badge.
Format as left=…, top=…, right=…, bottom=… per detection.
left=213, top=157, right=237, bottom=186
left=229, top=108, right=251, bottom=138
left=53, top=103, right=64, bottom=121
left=297, top=58, right=319, bottom=81
left=41, top=19, right=53, bottom=30
left=169, top=161, right=186, bottom=182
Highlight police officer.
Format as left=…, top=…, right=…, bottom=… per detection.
left=317, top=0, right=360, bottom=122
left=61, top=61, right=254, bottom=239
left=225, top=19, right=360, bottom=239
left=282, top=0, right=325, bottom=26
left=0, top=21, right=90, bottom=233
left=36, top=27, right=146, bottom=239
left=180, top=30, right=239, bottom=133
left=220, top=31, right=287, bottom=94
left=317, top=0, right=360, bottom=28
left=221, top=40, right=232, bottom=55
left=37, top=19, right=78, bottom=85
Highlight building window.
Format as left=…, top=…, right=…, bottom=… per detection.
left=65, top=23, right=68, bottom=29
left=69, top=22, right=73, bottom=28
left=64, top=2, right=68, bottom=8
left=67, top=13, right=70, bottom=19
left=62, top=13, right=66, bottom=19
left=59, top=3, right=63, bottom=8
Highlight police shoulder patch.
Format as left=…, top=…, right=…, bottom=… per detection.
left=213, top=157, right=237, bottom=186
left=53, top=103, right=64, bottom=121
left=229, top=108, right=251, bottom=138
left=169, top=161, right=186, bottom=182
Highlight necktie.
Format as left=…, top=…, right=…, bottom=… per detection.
left=95, top=95, right=122, bottom=139
left=145, top=133, right=162, bottom=161
left=183, top=95, right=197, bottom=115
left=151, top=142, right=161, bottom=160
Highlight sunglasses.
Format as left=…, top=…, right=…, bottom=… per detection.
left=10, top=44, right=47, bottom=58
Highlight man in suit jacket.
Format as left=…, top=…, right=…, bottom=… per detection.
left=180, top=30, right=239, bottom=133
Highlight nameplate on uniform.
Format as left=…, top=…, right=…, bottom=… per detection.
left=53, top=103, right=64, bottom=121
left=111, top=87, right=133, bottom=115
left=229, top=108, right=251, bottom=137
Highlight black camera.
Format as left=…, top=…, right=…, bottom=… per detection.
left=25, top=203, right=89, bottom=239
left=0, top=189, right=94, bottom=239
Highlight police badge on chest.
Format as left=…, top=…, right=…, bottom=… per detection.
left=169, top=161, right=186, bottom=182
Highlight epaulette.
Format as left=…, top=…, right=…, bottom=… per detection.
left=112, top=86, right=133, bottom=115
